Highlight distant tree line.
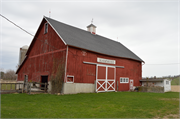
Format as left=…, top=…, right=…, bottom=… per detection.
left=0, top=69, right=17, bottom=80
left=142, top=75, right=180, bottom=79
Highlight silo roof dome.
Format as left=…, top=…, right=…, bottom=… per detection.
left=21, top=45, right=29, bottom=49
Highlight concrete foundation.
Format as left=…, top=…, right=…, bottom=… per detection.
left=63, top=83, right=95, bottom=94
left=16, top=81, right=24, bottom=90
left=47, top=81, right=52, bottom=93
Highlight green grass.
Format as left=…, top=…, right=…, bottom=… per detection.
left=1, top=84, right=16, bottom=90
left=171, top=77, right=180, bottom=85
left=1, top=92, right=179, bottom=118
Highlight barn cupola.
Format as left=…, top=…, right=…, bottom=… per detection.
left=87, top=19, right=96, bottom=34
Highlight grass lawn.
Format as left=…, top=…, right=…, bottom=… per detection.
left=171, top=77, right=180, bottom=85
left=1, top=92, right=179, bottom=118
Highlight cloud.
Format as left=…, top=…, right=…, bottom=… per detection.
left=0, top=0, right=179, bottom=77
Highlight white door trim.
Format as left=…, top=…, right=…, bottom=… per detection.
left=96, top=64, right=116, bottom=92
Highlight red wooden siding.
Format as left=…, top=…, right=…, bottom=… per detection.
left=107, top=67, right=115, bottom=79
left=66, top=46, right=142, bottom=91
left=17, top=19, right=67, bottom=82
left=97, top=66, right=106, bottom=79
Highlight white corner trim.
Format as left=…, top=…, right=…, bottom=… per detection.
left=44, top=17, right=67, bottom=45
left=64, top=46, right=68, bottom=82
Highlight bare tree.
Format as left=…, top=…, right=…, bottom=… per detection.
left=3, top=69, right=17, bottom=80
left=0, top=71, right=4, bottom=79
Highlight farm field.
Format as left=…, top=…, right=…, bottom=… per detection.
left=171, top=77, right=180, bottom=85
left=0, top=83, right=16, bottom=90
left=1, top=92, right=179, bottom=118
left=171, top=85, right=180, bottom=92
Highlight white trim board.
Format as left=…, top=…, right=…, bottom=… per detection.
left=66, top=75, right=74, bottom=83
left=44, top=17, right=67, bottom=45
left=64, top=46, right=69, bottom=82
left=83, top=61, right=124, bottom=68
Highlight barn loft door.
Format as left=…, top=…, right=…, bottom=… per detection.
left=96, top=65, right=115, bottom=92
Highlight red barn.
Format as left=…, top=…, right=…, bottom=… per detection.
left=16, top=16, right=144, bottom=94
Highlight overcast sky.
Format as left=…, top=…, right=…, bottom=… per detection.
left=0, top=0, right=179, bottom=77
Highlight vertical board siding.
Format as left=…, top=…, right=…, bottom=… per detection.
left=17, top=19, right=66, bottom=82
left=66, top=46, right=142, bottom=91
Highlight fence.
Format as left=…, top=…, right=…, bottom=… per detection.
left=138, top=86, right=164, bottom=93
left=0, top=82, right=48, bottom=94
left=0, top=83, right=24, bottom=93
left=27, top=82, right=48, bottom=94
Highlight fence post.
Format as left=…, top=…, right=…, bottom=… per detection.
left=29, top=83, right=31, bottom=95
left=11, top=83, right=12, bottom=90
left=6, top=84, right=7, bottom=90
left=45, top=83, right=47, bottom=93
left=94, top=80, right=96, bottom=93
left=117, top=81, right=118, bottom=91
left=22, top=84, right=24, bottom=93
left=15, top=83, right=16, bottom=91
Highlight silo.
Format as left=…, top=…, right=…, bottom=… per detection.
left=18, top=45, right=28, bottom=66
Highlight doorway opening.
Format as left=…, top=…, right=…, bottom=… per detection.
left=41, top=76, right=48, bottom=90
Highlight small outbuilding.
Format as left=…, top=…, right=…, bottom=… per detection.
left=140, top=79, right=172, bottom=92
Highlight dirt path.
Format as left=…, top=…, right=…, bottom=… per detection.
left=171, top=85, right=180, bottom=92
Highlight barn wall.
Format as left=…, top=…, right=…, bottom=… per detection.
left=17, top=19, right=67, bottom=83
left=66, top=46, right=142, bottom=91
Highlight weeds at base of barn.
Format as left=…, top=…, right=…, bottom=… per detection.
left=50, top=58, right=65, bottom=94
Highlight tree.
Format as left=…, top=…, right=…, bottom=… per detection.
left=0, top=71, right=4, bottom=79
left=3, top=69, right=17, bottom=80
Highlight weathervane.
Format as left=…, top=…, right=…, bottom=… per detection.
left=91, top=18, right=93, bottom=24
left=49, top=9, right=51, bottom=18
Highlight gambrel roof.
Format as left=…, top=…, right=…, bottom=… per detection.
left=45, top=16, right=144, bottom=62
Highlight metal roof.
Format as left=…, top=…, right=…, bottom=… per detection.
left=45, top=17, right=144, bottom=62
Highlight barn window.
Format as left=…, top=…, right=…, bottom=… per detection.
left=44, top=23, right=48, bottom=34
left=67, top=75, right=74, bottom=83
left=120, top=77, right=129, bottom=83
left=166, top=81, right=169, bottom=85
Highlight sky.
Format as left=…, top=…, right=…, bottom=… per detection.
left=0, top=0, right=179, bottom=77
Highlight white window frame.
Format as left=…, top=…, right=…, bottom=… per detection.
left=120, top=77, right=129, bottom=83
left=166, top=81, right=169, bottom=85
left=44, top=23, right=48, bottom=34
left=66, top=75, right=74, bottom=83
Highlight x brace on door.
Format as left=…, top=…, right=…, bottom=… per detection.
left=96, top=65, right=116, bottom=92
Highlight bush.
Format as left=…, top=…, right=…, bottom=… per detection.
left=50, top=58, right=65, bottom=94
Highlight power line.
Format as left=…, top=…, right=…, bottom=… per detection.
left=145, top=63, right=180, bottom=65
left=0, top=14, right=58, bottom=50
left=1, top=14, right=179, bottom=66
left=0, top=14, right=34, bottom=36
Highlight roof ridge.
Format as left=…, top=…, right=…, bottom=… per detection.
left=44, top=16, right=92, bottom=34
left=44, top=16, right=144, bottom=62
